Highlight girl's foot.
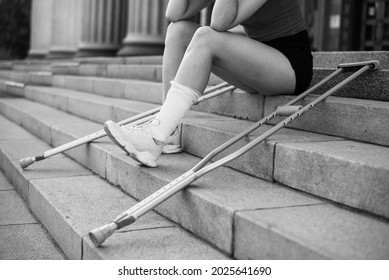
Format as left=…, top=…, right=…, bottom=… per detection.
left=104, top=120, right=163, bottom=167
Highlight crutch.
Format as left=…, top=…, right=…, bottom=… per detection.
left=19, top=82, right=235, bottom=168
left=89, top=60, right=379, bottom=247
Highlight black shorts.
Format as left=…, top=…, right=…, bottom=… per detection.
left=263, top=30, right=313, bottom=94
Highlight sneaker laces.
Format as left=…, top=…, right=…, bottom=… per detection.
left=123, top=122, right=151, bottom=136
left=123, top=119, right=165, bottom=145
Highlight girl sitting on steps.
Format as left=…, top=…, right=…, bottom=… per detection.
left=104, top=0, right=313, bottom=167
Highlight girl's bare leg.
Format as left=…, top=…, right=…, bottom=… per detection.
left=162, top=21, right=199, bottom=101
left=174, top=26, right=296, bottom=96
left=104, top=24, right=298, bottom=167
left=156, top=25, right=297, bottom=144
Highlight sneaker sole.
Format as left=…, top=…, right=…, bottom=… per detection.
left=162, top=144, right=183, bottom=154
left=104, top=122, right=157, bottom=168
left=162, top=123, right=183, bottom=154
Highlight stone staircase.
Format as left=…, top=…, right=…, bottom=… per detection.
left=0, top=51, right=388, bottom=260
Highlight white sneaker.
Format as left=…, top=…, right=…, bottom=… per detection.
left=104, top=120, right=163, bottom=167
left=162, top=122, right=183, bottom=154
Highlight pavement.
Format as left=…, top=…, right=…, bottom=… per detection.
left=0, top=169, right=66, bottom=260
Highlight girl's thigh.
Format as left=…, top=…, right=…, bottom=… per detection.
left=209, top=31, right=296, bottom=96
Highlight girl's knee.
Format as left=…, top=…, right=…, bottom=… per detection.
left=193, top=26, right=217, bottom=41
left=189, top=26, right=220, bottom=50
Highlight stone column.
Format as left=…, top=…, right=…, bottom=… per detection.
left=118, top=0, right=169, bottom=56
left=28, top=0, right=54, bottom=58
left=48, top=0, right=80, bottom=58
left=77, top=0, right=128, bottom=57
left=199, top=4, right=213, bottom=26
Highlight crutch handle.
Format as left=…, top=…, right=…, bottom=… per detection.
left=276, top=105, right=303, bottom=116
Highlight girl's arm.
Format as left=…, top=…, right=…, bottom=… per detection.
left=210, top=0, right=268, bottom=31
left=166, top=0, right=214, bottom=22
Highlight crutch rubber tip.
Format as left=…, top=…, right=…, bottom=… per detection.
left=19, top=157, right=35, bottom=169
left=89, top=223, right=117, bottom=247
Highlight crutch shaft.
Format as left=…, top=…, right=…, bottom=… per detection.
left=203, top=82, right=229, bottom=94
left=94, top=67, right=348, bottom=242
left=89, top=60, right=378, bottom=247
left=113, top=171, right=195, bottom=222
left=196, top=63, right=375, bottom=178
left=47, top=115, right=154, bottom=158
left=193, top=68, right=346, bottom=172
left=19, top=113, right=155, bottom=168
left=45, top=130, right=106, bottom=158
left=194, top=60, right=377, bottom=172
left=194, top=85, right=235, bottom=105
left=127, top=171, right=196, bottom=221
left=89, top=171, right=195, bottom=246
left=19, top=82, right=232, bottom=168
left=116, top=107, right=160, bottom=126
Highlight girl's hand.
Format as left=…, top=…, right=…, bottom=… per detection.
left=211, top=0, right=268, bottom=31
left=166, top=0, right=214, bottom=22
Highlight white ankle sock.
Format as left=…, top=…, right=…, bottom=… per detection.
left=151, top=81, right=200, bottom=142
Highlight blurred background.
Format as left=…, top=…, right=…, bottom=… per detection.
left=0, top=0, right=388, bottom=60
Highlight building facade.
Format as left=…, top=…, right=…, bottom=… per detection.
left=28, top=0, right=389, bottom=59
left=301, top=0, right=389, bottom=51
left=29, top=0, right=171, bottom=58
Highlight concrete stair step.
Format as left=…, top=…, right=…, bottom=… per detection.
left=0, top=114, right=228, bottom=260
left=235, top=204, right=389, bottom=259
left=71, top=55, right=163, bottom=65
left=51, top=64, right=162, bottom=82
left=311, top=68, right=389, bottom=101
left=0, top=169, right=66, bottom=260
left=50, top=65, right=389, bottom=101
left=6, top=80, right=388, bottom=148
left=2, top=51, right=388, bottom=76
left=0, top=56, right=162, bottom=72
left=263, top=94, right=389, bottom=147
left=1, top=59, right=388, bottom=102
left=2, top=55, right=388, bottom=102
left=0, top=70, right=31, bottom=83
left=0, top=61, right=14, bottom=70
left=0, top=94, right=388, bottom=220
left=311, top=51, right=389, bottom=101
left=4, top=51, right=387, bottom=73
left=24, top=86, right=158, bottom=124
left=1, top=57, right=163, bottom=81
left=12, top=63, right=52, bottom=73
left=3, top=60, right=261, bottom=88
left=313, top=51, right=389, bottom=69
left=182, top=112, right=389, bottom=219
left=0, top=72, right=164, bottom=104
left=0, top=59, right=64, bottom=72
left=4, top=51, right=386, bottom=70
left=1, top=98, right=388, bottom=259
left=51, top=76, right=162, bottom=104
left=4, top=86, right=389, bottom=220
left=0, top=97, right=321, bottom=254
